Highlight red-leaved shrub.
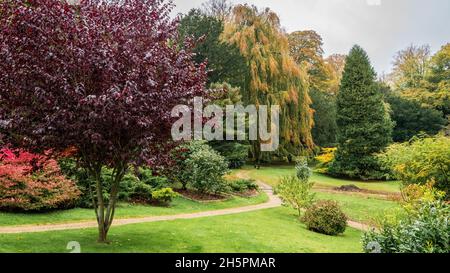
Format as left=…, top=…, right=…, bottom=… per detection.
left=0, top=148, right=80, bottom=211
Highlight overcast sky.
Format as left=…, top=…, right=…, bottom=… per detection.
left=171, top=0, right=450, bottom=75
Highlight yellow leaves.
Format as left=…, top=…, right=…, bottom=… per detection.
left=222, top=4, right=315, bottom=151
left=268, top=56, right=278, bottom=76
left=401, top=180, right=445, bottom=212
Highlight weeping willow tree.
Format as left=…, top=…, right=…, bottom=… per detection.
left=222, top=5, right=314, bottom=163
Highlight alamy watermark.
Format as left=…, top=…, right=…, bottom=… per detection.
left=171, top=97, right=280, bottom=152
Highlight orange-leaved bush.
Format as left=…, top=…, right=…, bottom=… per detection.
left=0, top=148, right=80, bottom=211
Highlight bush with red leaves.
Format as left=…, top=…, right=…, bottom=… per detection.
left=0, top=148, right=80, bottom=211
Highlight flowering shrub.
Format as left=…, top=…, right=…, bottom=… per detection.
left=0, top=148, right=80, bottom=211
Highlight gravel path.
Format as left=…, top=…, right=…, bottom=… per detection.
left=0, top=180, right=282, bottom=234
left=0, top=174, right=373, bottom=234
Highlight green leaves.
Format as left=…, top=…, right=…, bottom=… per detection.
left=378, top=135, right=450, bottom=199
left=330, top=45, right=393, bottom=180
left=276, top=160, right=315, bottom=217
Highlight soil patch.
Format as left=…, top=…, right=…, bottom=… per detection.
left=334, top=184, right=363, bottom=192
left=175, top=189, right=227, bottom=202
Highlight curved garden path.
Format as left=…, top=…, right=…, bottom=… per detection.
left=0, top=180, right=281, bottom=234
left=0, top=174, right=372, bottom=234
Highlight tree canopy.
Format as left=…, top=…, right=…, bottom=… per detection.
left=0, top=0, right=207, bottom=242
left=178, top=9, right=247, bottom=87
left=223, top=4, right=314, bottom=161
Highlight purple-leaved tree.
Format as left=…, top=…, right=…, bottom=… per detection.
left=0, top=0, right=207, bottom=242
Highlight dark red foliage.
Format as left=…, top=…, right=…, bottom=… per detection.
left=0, top=148, right=80, bottom=211
left=0, top=0, right=207, bottom=169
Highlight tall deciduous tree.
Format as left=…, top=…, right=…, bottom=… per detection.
left=201, top=0, right=233, bottom=21
left=223, top=5, right=314, bottom=163
left=390, top=43, right=449, bottom=118
left=325, top=54, right=347, bottom=95
left=0, top=0, right=207, bottom=242
left=288, top=30, right=330, bottom=92
left=330, top=45, right=393, bottom=180
left=391, top=44, right=431, bottom=90
left=288, top=31, right=341, bottom=147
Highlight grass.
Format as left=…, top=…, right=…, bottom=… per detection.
left=315, top=192, right=398, bottom=224
left=234, top=165, right=400, bottom=224
left=0, top=193, right=268, bottom=227
left=236, top=165, right=401, bottom=193
left=0, top=207, right=363, bottom=253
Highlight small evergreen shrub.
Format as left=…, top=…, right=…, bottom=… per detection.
left=136, top=167, right=170, bottom=190
left=295, top=157, right=312, bottom=181
left=302, top=200, right=347, bottom=236
left=129, top=182, right=153, bottom=203
left=229, top=179, right=258, bottom=193
left=151, top=188, right=178, bottom=205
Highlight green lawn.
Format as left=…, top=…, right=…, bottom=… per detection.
left=0, top=193, right=268, bottom=227
left=237, top=165, right=401, bottom=192
left=234, top=165, right=400, bottom=224
left=315, top=192, right=398, bottom=224
left=0, top=207, right=362, bottom=253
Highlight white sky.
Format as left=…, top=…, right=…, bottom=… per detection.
left=171, top=0, right=450, bottom=75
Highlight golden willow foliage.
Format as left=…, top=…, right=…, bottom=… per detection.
left=222, top=5, right=314, bottom=158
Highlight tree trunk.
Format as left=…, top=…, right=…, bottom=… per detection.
left=91, top=164, right=126, bottom=243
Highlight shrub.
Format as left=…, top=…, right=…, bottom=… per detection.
left=295, top=157, right=312, bottom=181
left=276, top=159, right=315, bottom=216
left=186, top=145, right=229, bottom=194
left=302, top=200, right=347, bottom=236
left=129, top=182, right=153, bottom=203
left=136, top=167, right=170, bottom=190
left=362, top=200, right=449, bottom=253
left=129, top=168, right=173, bottom=204
left=151, top=188, right=178, bottom=205
left=58, top=158, right=93, bottom=208
left=169, top=141, right=209, bottom=190
left=0, top=148, right=80, bottom=211
left=171, top=141, right=229, bottom=194
left=229, top=179, right=258, bottom=193
left=378, top=135, right=450, bottom=199
left=59, top=158, right=141, bottom=207
left=314, top=148, right=336, bottom=174
left=400, top=181, right=446, bottom=212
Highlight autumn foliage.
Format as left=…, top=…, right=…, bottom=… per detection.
left=0, top=0, right=207, bottom=241
left=0, top=148, right=80, bottom=211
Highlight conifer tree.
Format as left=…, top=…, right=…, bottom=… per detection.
left=330, top=45, right=393, bottom=180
